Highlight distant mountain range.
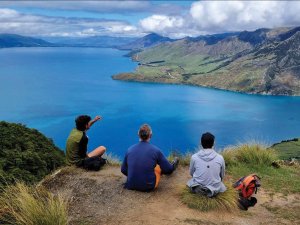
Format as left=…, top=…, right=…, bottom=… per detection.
left=113, top=26, right=300, bottom=96
left=118, top=33, right=174, bottom=50
left=43, top=36, right=136, bottom=48
left=0, top=32, right=172, bottom=49
left=0, top=34, right=56, bottom=48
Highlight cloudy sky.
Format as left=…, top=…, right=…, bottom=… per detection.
left=1, top=1, right=300, bottom=38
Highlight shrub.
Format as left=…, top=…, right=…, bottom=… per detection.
left=0, top=121, right=66, bottom=187
left=180, top=183, right=238, bottom=212
left=0, top=182, right=68, bottom=225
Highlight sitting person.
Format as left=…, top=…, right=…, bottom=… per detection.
left=66, top=115, right=106, bottom=170
left=187, top=132, right=226, bottom=197
left=121, top=124, right=179, bottom=192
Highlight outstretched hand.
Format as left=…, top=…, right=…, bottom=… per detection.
left=87, top=115, right=102, bottom=129
left=93, top=115, right=102, bottom=122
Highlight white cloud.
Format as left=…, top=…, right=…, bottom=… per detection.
left=190, top=1, right=300, bottom=33
left=0, top=8, right=141, bottom=37
left=0, top=1, right=184, bottom=15
left=0, top=1, right=150, bottom=13
left=138, top=1, right=300, bottom=38
left=139, top=15, right=185, bottom=37
left=1, top=1, right=300, bottom=38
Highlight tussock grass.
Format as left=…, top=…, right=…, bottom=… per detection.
left=222, top=144, right=300, bottom=193
left=222, top=144, right=277, bottom=167
left=180, top=183, right=238, bottom=212
left=0, top=182, right=68, bottom=225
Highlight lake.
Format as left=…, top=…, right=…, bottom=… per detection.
left=0, top=47, right=299, bottom=157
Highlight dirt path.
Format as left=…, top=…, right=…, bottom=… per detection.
left=42, top=166, right=300, bottom=225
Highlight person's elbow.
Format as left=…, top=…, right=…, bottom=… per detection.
left=121, top=165, right=128, bottom=176
left=162, top=164, right=176, bottom=175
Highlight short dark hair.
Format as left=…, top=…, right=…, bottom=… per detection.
left=138, top=124, right=152, bottom=141
left=201, top=132, right=215, bottom=149
left=75, top=115, right=91, bottom=131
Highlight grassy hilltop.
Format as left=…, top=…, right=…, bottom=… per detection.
left=1, top=143, right=299, bottom=225
left=113, top=27, right=300, bottom=96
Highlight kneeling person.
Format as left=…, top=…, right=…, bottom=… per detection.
left=187, top=132, right=226, bottom=197
left=121, top=124, right=179, bottom=192
left=66, top=115, right=106, bottom=170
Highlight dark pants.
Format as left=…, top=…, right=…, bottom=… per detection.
left=77, top=156, right=107, bottom=171
left=190, top=185, right=214, bottom=197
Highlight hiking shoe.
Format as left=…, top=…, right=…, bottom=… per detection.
left=172, top=157, right=179, bottom=170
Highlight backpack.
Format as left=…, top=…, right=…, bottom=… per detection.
left=233, top=174, right=261, bottom=199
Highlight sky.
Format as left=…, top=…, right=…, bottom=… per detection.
left=1, top=1, right=300, bottom=39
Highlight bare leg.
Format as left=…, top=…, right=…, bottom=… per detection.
left=88, top=146, right=106, bottom=158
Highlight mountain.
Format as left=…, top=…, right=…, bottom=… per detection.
left=119, top=33, right=175, bottom=50
left=0, top=34, right=56, bottom=48
left=0, top=121, right=65, bottom=187
left=113, top=26, right=300, bottom=96
left=44, top=35, right=137, bottom=48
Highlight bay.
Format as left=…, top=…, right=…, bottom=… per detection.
left=0, top=47, right=300, bottom=157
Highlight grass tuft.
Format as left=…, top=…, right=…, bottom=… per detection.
left=105, top=153, right=121, bottom=166
left=222, top=144, right=277, bottom=167
left=0, top=182, right=68, bottom=225
left=180, top=183, right=238, bottom=212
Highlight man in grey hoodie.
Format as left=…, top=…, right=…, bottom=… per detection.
left=187, top=132, right=226, bottom=197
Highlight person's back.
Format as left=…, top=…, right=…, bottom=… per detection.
left=66, top=128, right=88, bottom=166
left=121, top=124, right=179, bottom=192
left=187, top=132, right=226, bottom=197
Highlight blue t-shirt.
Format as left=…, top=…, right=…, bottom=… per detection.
left=121, top=141, right=174, bottom=191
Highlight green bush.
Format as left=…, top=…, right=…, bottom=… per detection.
left=0, top=121, right=65, bottom=187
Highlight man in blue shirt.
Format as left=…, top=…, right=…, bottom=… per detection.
left=121, top=124, right=179, bottom=192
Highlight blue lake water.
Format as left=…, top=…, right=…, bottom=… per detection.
left=0, top=47, right=300, bottom=157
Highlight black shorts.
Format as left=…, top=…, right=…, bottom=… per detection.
left=77, top=156, right=107, bottom=171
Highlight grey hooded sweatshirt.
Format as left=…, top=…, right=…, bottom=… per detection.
left=187, top=148, right=226, bottom=196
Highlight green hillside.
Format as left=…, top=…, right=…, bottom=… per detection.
left=0, top=121, right=65, bottom=187
left=272, top=138, right=300, bottom=160
left=113, top=26, right=300, bottom=96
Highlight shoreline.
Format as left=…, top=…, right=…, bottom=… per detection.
left=112, top=72, right=300, bottom=97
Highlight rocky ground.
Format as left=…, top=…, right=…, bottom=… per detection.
left=42, top=166, right=300, bottom=225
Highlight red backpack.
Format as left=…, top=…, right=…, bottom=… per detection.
left=233, top=174, right=261, bottom=198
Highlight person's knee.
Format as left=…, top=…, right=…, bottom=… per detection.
left=99, top=146, right=106, bottom=154
left=100, top=146, right=106, bottom=151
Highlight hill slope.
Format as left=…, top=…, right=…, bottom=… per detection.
left=113, top=27, right=300, bottom=96
left=272, top=138, right=300, bottom=160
